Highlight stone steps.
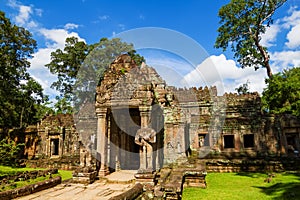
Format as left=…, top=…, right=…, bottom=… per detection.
left=157, top=161, right=207, bottom=200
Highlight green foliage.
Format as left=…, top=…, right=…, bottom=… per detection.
left=53, top=96, right=73, bottom=114
left=34, top=95, right=55, bottom=119
left=0, top=165, right=42, bottom=176
left=46, top=37, right=145, bottom=110
left=0, top=11, right=44, bottom=128
left=262, top=67, right=300, bottom=117
left=183, top=172, right=300, bottom=200
left=46, top=37, right=90, bottom=99
left=0, top=139, right=24, bottom=166
left=127, top=49, right=145, bottom=66
left=235, top=80, right=250, bottom=95
left=215, top=0, right=286, bottom=78
left=0, top=165, right=72, bottom=181
left=0, top=166, right=72, bottom=191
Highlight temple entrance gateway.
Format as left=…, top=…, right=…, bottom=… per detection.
left=95, top=55, right=188, bottom=177
left=109, top=108, right=141, bottom=171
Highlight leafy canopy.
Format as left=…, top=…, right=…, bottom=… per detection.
left=262, top=67, right=300, bottom=117
left=46, top=37, right=145, bottom=112
left=215, top=0, right=286, bottom=78
left=0, top=11, right=44, bottom=128
left=0, top=139, right=24, bottom=166
left=235, top=80, right=250, bottom=95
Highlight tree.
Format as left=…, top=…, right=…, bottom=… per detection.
left=0, top=11, right=44, bottom=128
left=34, top=95, right=55, bottom=119
left=215, top=0, right=286, bottom=78
left=46, top=37, right=145, bottom=110
left=262, top=67, right=300, bottom=117
left=235, top=80, right=250, bottom=94
left=53, top=96, right=73, bottom=114
left=0, top=139, right=24, bottom=166
left=46, top=37, right=91, bottom=100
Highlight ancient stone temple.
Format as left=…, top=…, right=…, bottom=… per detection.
left=23, top=114, right=80, bottom=160
left=94, top=54, right=184, bottom=176
left=36, top=114, right=79, bottom=158
left=91, top=54, right=300, bottom=177
left=20, top=54, right=300, bottom=176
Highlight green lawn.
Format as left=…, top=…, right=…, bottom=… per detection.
left=0, top=165, right=43, bottom=176
left=182, top=172, right=300, bottom=200
left=0, top=165, right=73, bottom=192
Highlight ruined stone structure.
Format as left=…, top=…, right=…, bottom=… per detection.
left=20, top=54, right=300, bottom=176
left=22, top=114, right=80, bottom=163
left=36, top=114, right=79, bottom=158
left=91, top=54, right=300, bottom=178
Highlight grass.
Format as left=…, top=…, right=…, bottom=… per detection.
left=0, top=165, right=73, bottom=192
left=58, top=169, right=73, bottom=181
left=0, top=165, right=43, bottom=176
left=182, top=172, right=300, bottom=200
left=0, top=174, right=59, bottom=192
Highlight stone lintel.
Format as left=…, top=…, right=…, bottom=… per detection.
left=95, top=107, right=107, bottom=117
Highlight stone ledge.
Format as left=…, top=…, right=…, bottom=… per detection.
left=0, top=176, right=61, bottom=200
left=108, top=183, right=143, bottom=200
left=72, top=171, right=98, bottom=184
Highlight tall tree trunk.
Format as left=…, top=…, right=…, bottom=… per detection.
left=255, top=38, right=273, bottom=78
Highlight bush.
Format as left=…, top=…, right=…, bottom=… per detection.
left=0, top=139, right=24, bottom=167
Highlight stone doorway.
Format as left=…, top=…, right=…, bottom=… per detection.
left=51, top=138, right=59, bottom=156
left=286, top=133, right=300, bottom=153
left=109, top=108, right=141, bottom=171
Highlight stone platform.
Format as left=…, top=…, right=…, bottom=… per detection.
left=104, top=170, right=136, bottom=183
left=16, top=170, right=137, bottom=200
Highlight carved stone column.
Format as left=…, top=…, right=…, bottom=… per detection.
left=140, top=106, right=151, bottom=128
left=138, top=106, right=152, bottom=171
left=96, top=107, right=108, bottom=177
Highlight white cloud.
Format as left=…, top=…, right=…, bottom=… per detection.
left=282, top=7, right=300, bottom=28
left=35, top=8, right=43, bottom=17
left=118, top=24, right=125, bottom=30
left=39, top=28, right=85, bottom=49
left=29, top=27, right=86, bottom=98
left=260, top=24, right=280, bottom=47
left=7, top=1, right=86, bottom=99
left=182, top=54, right=267, bottom=95
left=280, top=7, right=300, bottom=49
left=15, top=5, right=32, bottom=25
left=285, top=24, right=300, bottom=48
left=64, top=23, right=79, bottom=30
left=99, top=15, right=109, bottom=20
left=7, top=0, right=39, bottom=28
left=270, top=51, right=300, bottom=68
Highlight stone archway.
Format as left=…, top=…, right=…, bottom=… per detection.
left=108, top=107, right=141, bottom=171
left=95, top=54, right=178, bottom=176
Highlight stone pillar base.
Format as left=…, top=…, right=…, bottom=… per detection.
left=98, top=168, right=109, bottom=177
left=135, top=171, right=157, bottom=190
left=72, top=167, right=98, bottom=184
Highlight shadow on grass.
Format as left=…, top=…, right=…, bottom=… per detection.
left=254, top=182, right=300, bottom=199
left=254, top=172, right=300, bottom=200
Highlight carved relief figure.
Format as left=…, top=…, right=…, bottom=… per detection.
left=135, top=127, right=157, bottom=172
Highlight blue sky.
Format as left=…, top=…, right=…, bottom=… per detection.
left=1, top=0, right=300, bottom=97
